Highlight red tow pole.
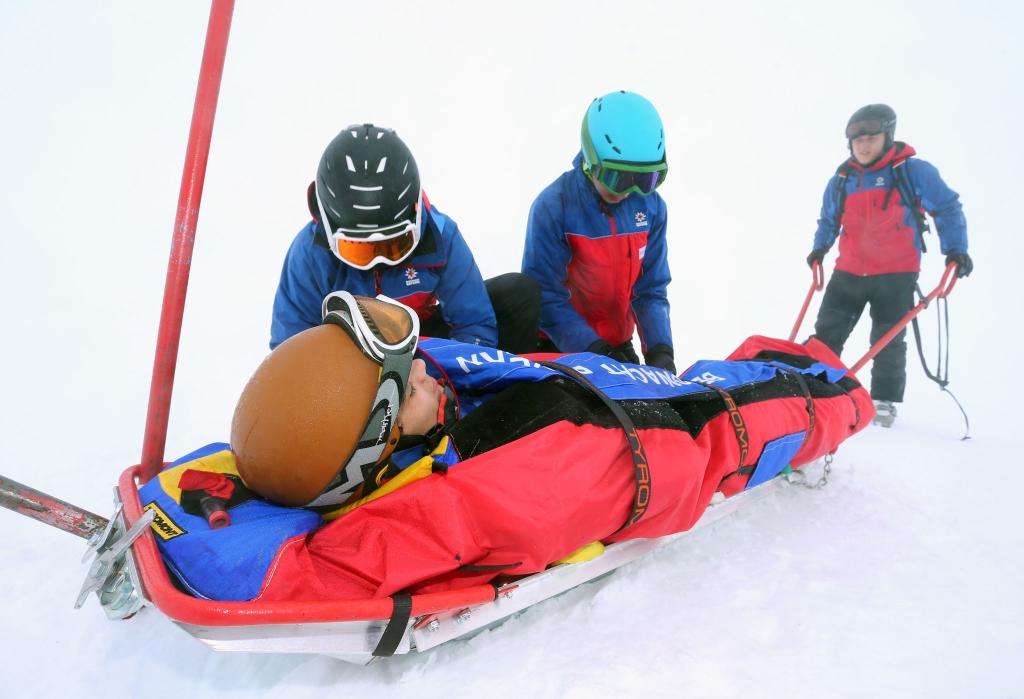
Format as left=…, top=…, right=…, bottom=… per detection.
left=0, top=1, right=235, bottom=535
left=850, top=262, right=960, bottom=375
left=0, top=475, right=108, bottom=539
left=139, top=0, right=235, bottom=483
left=788, top=260, right=824, bottom=342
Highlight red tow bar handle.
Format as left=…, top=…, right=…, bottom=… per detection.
left=788, top=260, right=825, bottom=342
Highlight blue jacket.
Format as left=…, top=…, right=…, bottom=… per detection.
left=271, top=196, right=497, bottom=349
left=812, top=143, right=967, bottom=276
left=521, top=153, right=673, bottom=353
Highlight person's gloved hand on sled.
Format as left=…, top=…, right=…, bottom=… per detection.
left=946, top=251, right=973, bottom=278
left=587, top=338, right=674, bottom=372
left=644, top=344, right=676, bottom=374
left=586, top=339, right=639, bottom=364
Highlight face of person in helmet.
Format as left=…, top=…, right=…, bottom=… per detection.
left=396, top=359, right=444, bottom=436
left=590, top=177, right=630, bottom=205
left=851, top=132, right=887, bottom=165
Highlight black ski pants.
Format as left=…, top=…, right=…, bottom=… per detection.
left=812, top=270, right=917, bottom=403
left=421, top=272, right=540, bottom=354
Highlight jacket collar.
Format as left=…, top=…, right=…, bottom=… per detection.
left=847, top=141, right=917, bottom=172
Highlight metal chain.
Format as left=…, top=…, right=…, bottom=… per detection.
left=785, top=452, right=833, bottom=490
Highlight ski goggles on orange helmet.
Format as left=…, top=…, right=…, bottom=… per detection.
left=314, top=182, right=422, bottom=270
left=845, top=118, right=887, bottom=139
left=309, top=291, right=420, bottom=507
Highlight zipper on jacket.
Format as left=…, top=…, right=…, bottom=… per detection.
left=857, top=171, right=867, bottom=276
left=373, top=268, right=383, bottom=294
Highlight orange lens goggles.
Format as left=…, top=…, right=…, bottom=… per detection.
left=332, top=228, right=417, bottom=269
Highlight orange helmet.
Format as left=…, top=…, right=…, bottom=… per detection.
left=231, top=292, right=419, bottom=506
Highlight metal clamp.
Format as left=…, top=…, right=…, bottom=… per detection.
left=76, top=491, right=154, bottom=619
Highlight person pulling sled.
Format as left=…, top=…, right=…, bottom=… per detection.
left=805, top=104, right=972, bottom=427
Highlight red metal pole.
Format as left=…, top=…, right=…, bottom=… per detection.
left=788, top=260, right=824, bottom=342
left=850, top=262, right=959, bottom=375
left=139, top=0, right=235, bottom=482
left=0, top=474, right=108, bottom=539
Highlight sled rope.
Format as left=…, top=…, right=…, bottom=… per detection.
left=540, top=361, right=650, bottom=533
left=910, top=288, right=970, bottom=440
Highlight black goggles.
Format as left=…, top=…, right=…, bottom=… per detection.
left=846, top=119, right=886, bottom=139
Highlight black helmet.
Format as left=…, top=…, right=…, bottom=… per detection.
left=845, top=104, right=897, bottom=147
left=312, top=124, right=422, bottom=268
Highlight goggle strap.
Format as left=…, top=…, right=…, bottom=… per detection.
left=304, top=369, right=406, bottom=507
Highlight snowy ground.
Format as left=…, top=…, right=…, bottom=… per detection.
left=2, top=2, right=1022, bottom=697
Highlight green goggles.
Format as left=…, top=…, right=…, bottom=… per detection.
left=581, top=118, right=668, bottom=196
left=586, top=159, right=667, bottom=196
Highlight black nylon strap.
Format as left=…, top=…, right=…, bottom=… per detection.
left=911, top=296, right=971, bottom=439
left=372, top=593, right=413, bottom=657
left=833, top=162, right=852, bottom=239
left=780, top=368, right=816, bottom=441
left=540, top=361, right=650, bottom=533
left=701, top=383, right=752, bottom=485
left=892, top=159, right=929, bottom=253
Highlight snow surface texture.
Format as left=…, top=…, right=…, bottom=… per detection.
left=2, top=2, right=1022, bottom=697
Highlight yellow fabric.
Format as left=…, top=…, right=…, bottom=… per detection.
left=156, top=449, right=240, bottom=504
left=552, top=541, right=605, bottom=565
left=323, top=436, right=451, bottom=521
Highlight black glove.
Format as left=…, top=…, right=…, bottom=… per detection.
left=609, top=341, right=639, bottom=365
left=644, top=344, right=676, bottom=374
left=806, top=249, right=826, bottom=268
left=586, top=339, right=639, bottom=364
left=586, top=339, right=614, bottom=356
left=946, top=252, right=973, bottom=278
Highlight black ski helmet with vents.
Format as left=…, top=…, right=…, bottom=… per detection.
left=311, top=124, right=422, bottom=267
left=845, top=104, right=897, bottom=148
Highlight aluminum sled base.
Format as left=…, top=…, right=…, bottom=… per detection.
left=95, top=466, right=786, bottom=665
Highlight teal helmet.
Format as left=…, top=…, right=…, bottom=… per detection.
left=580, top=91, right=667, bottom=196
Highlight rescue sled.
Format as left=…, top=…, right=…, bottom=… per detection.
left=0, top=0, right=962, bottom=666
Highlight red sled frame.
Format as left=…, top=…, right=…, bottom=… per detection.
left=0, top=1, right=959, bottom=663
left=89, top=0, right=788, bottom=663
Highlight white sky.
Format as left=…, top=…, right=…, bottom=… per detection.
left=1, top=2, right=1022, bottom=697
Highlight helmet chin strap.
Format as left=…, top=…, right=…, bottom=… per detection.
left=306, top=181, right=320, bottom=222
left=377, top=424, right=403, bottom=464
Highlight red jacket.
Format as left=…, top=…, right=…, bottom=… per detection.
left=813, top=144, right=968, bottom=276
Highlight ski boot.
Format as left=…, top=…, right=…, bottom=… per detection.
left=872, top=400, right=897, bottom=428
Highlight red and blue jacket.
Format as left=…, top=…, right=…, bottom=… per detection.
left=522, top=154, right=673, bottom=352
left=813, top=143, right=967, bottom=276
left=271, top=196, right=496, bottom=349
